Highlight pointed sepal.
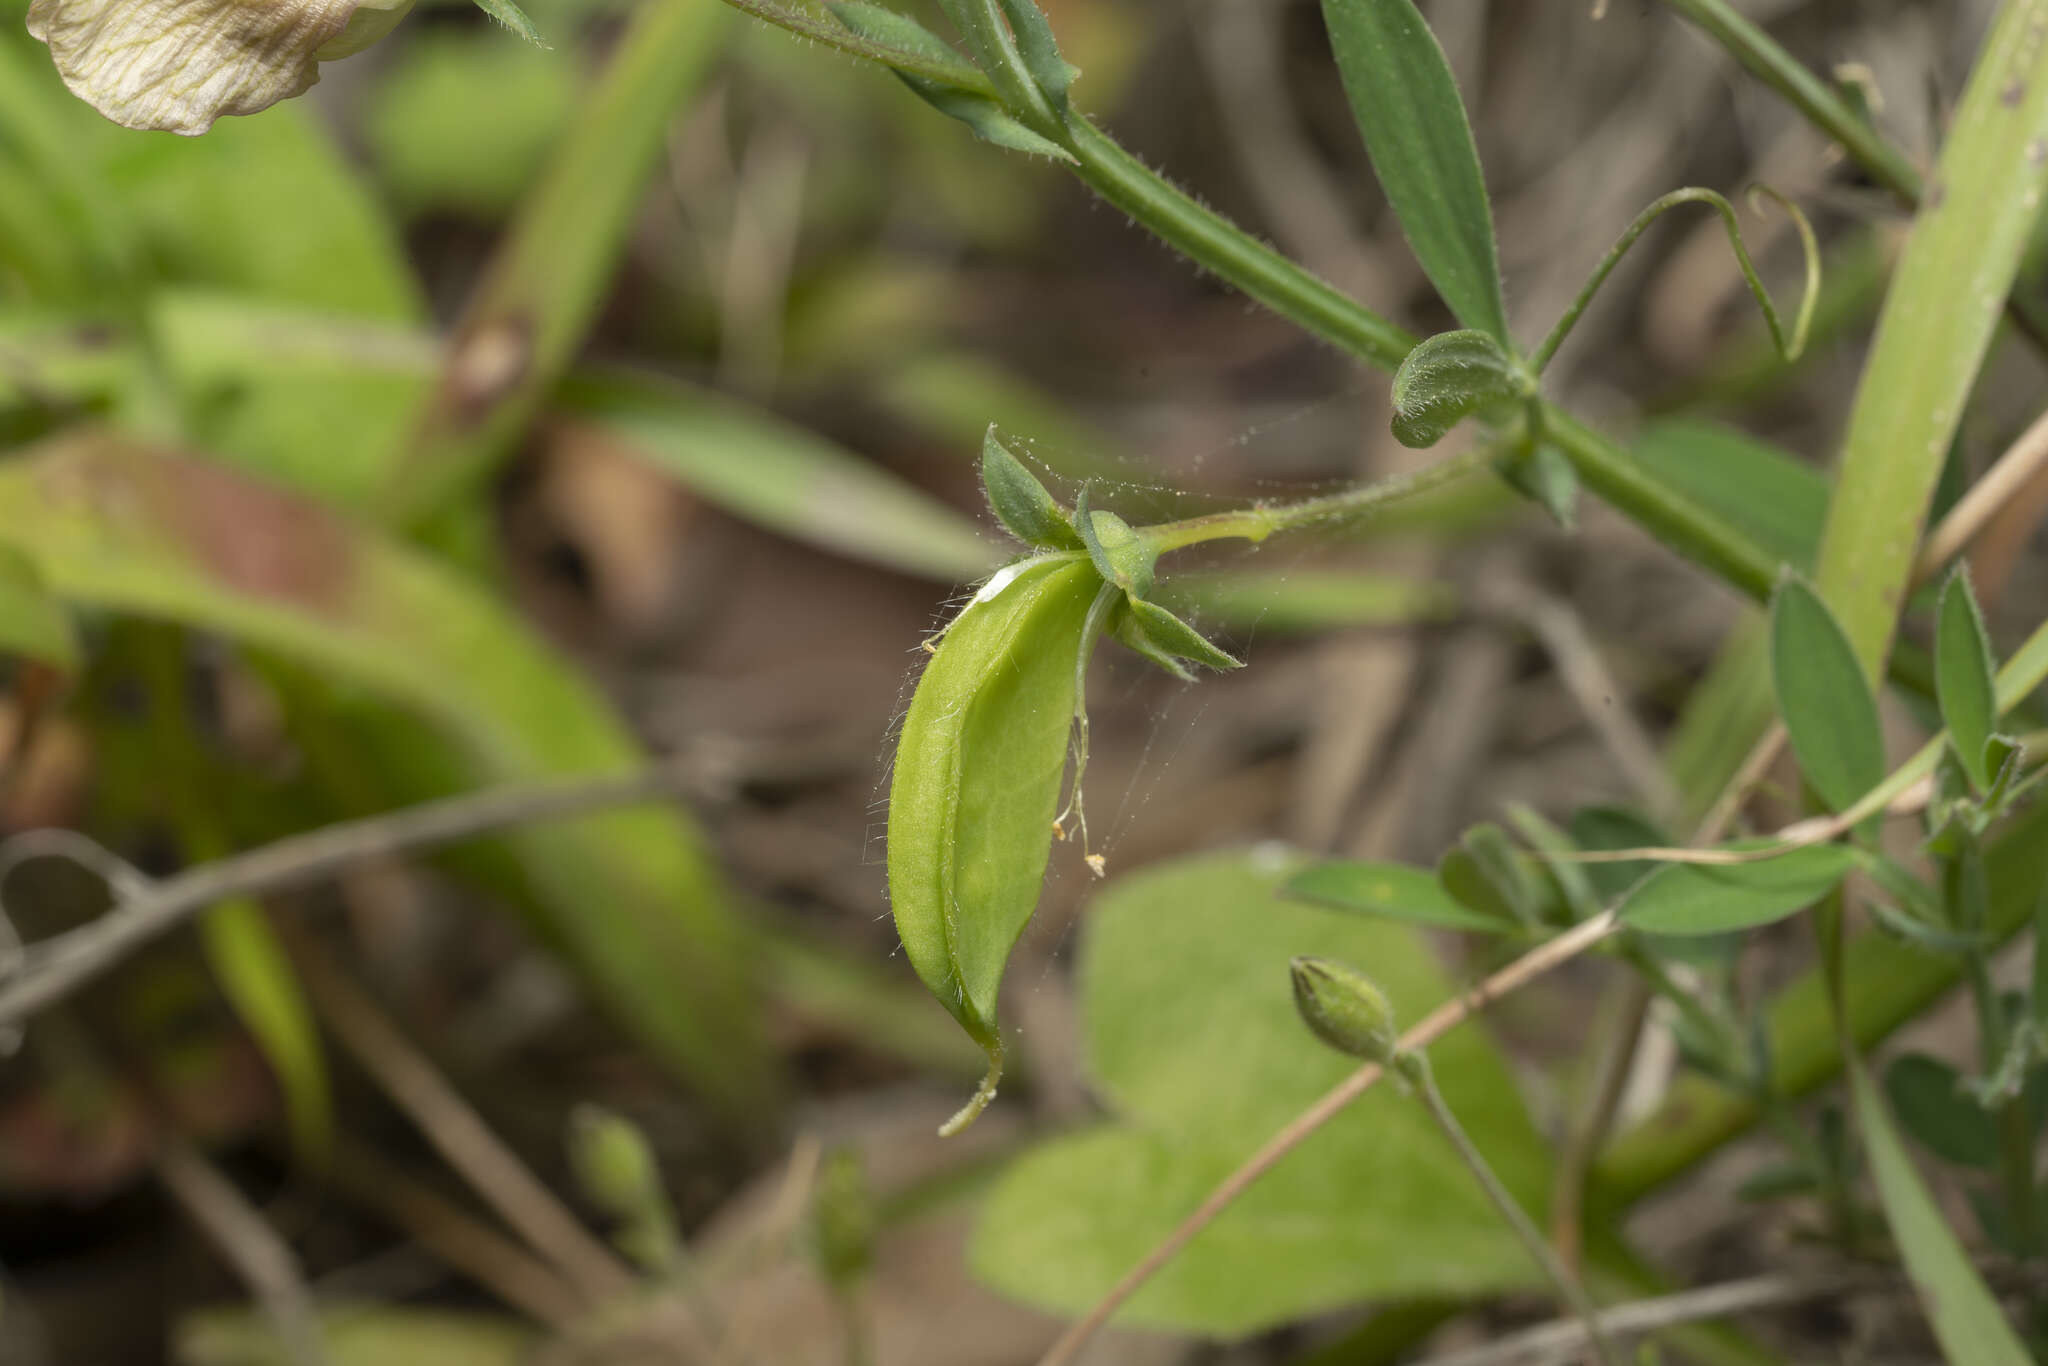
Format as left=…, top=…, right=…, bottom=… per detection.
left=981, top=429, right=1083, bottom=549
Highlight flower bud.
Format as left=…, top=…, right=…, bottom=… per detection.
left=567, top=1104, right=662, bottom=1219
left=27, top=0, right=416, bottom=135
left=1289, top=955, right=1400, bottom=1064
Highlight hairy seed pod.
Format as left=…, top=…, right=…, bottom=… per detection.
left=888, top=555, right=1100, bottom=1130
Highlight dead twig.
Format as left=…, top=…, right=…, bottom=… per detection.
left=156, top=1137, right=331, bottom=1366
left=283, top=930, right=638, bottom=1308
left=1914, top=404, right=2048, bottom=587
left=0, top=761, right=695, bottom=1027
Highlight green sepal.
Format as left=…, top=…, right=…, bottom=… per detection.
left=1119, top=596, right=1243, bottom=673
left=981, top=428, right=1082, bottom=549
left=1074, top=486, right=1156, bottom=599
left=1112, top=611, right=1195, bottom=680
left=1390, top=329, right=1526, bottom=448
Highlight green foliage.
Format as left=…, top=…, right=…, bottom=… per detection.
left=1850, top=1059, right=2035, bottom=1366
left=198, top=899, right=330, bottom=1160
left=1884, top=1053, right=2000, bottom=1169
left=979, top=427, right=1083, bottom=551
left=1388, top=328, right=1526, bottom=449
left=1618, top=845, right=1855, bottom=936
left=1936, top=568, right=2001, bottom=793
left=1769, top=575, right=1885, bottom=815
left=0, top=544, right=80, bottom=669
left=0, top=433, right=769, bottom=1121
left=972, top=851, right=1550, bottom=1334
left=1630, top=422, right=1827, bottom=571
left=1318, top=0, right=1508, bottom=342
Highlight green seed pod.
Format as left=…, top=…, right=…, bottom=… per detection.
left=888, top=555, right=1101, bottom=1131
left=981, top=428, right=1083, bottom=550
left=1289, top=955, right=1400, bottom=1065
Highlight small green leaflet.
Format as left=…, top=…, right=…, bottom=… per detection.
left=1389, top=329, right=1524, bottom=449
left=1769, top=574, right=1885, bottom=815
left=1619, top=844, right=1855, bottom=936
left=1284, top=859, right=1512, bottom=932
left=1935, top=567, right=2000, bottom=792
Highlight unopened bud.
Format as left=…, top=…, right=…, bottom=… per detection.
left=1289, top=955, right=1399, bottom=1064
left=567, top=1104, right=661, bottom=1218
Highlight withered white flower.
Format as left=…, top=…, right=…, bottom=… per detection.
left=27, top=0, right=414, bottom=136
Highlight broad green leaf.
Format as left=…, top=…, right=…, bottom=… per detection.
left=199, top=899, right=330, bottom=1160
left=1285, top=859, right=1514, bottom=932
left=887, top=557, right=1100, bottom=1073
left=1850, top=1060, right=2034, bottom=1366
left=147, top=291, right=432, bottom=509
left=972, top=851, right=1550, bottom=1333
left=1632, top=422, right=1828, bottom=572
left=1389, top=329, right=1522, bottom=448
left=1619, top=844, right=1855, bottom=936
left=1319, top=0, right=1509, bottom=342
left=564, top=372, right=997, bottom=583
left=1769, top=575, right=1885, bottom=814
left=1884, top=1053, right=1998, bottom=1169
left=1151, top=569, right=1457, bottom=634
left=980, top=427, right=1083, bottom=550
left=0, top=433, right=769, bottom=1124
left=1935, top=568, right=1999, bottom=792
left=0, top=545, right=80, bottom=670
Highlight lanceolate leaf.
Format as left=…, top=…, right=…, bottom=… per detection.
left=1619, top=844, right=1855, bottom=936
left=1935, top=567, right=1999, bottom=792
left=1285, top=859, right=1518, bottom=932
left=0, top=433, right=770, bottom=1125
left=1850, top=1059, right=2034, bottom=1366
left=887, top=556, right=1100, bottom=1123
left=1320, top=0, right=1509, bottom=342
left=1769, top=575, right=1885, bottom=814
left=1390, top=329, right=1523, bottom=448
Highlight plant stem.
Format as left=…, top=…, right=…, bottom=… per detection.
left=1137, top=446, right=1496, bottom=553
left=1062, top=115, right=1417, bottom=371
left=1400, top=1052, right=1622, bottom=1366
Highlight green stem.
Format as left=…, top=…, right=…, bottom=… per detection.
left=1401, top=1053, right=1622, bottom=1366
left=1137, top=445, right=1495, bottom=553
left=1062, top=116, right=1417, bottom=371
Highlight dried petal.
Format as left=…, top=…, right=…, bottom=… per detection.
left=27, top=0, right=413, bottom=135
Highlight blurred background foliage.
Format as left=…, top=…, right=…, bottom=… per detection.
left=1, top=0, right=2045, bottom=1361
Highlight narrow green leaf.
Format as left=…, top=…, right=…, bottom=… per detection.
left=1389, top=329, right=1523, bottom=449
left=470, top=0, right=548, bottom=46
left=200, top=899, right=330, bottom=1160
left=1631, top=422, right=1828, bottom=571
left=1850, top=1060, right=2034, bottom=1366
left=980, top=428, right=1083, bottom=550
left=1504, top=803, right=1599, bottom=923
left=1119, top=598, right=1242, bottom=672
left=899, top=81, right=1077, bottom=161
left=994, top=0, right=1072, bottom=108
left=1884, top=1053, right=1999, bottom=1168
left=1619, top=845, right=1855, bottom=936
left=1319, top=0, right=1509, bottom=341
left=1936, top=567, right=1999, bottom=792
left=1285, top=859, right=1518, bottom=933
left=0, top=545, right=81, bottom=671
left=564, top=372, right=998, bottom=582
left=1769, top=575, right=1885, bottom=814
